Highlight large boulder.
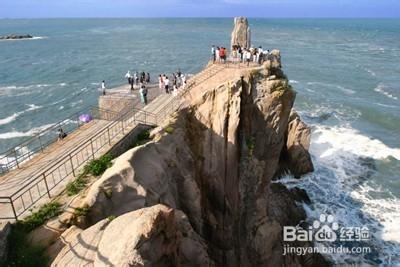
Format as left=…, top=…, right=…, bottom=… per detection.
left=51, top=204, right=212, bottom=266
left=286, top=110, right=314, bottom=178
left=231, top=17, right=251, bottom=49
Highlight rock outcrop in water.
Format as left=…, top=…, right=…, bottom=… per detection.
left=231, top=17, right=251, bottom=49
left=50, top=50, right=325, bottom=266
left=0, top=34, right=33, bottom=40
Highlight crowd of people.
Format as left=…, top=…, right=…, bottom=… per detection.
left=125, top=71, right=151, bottom=90
left=158, top=70, right=187, bottom=97
left=211, top=45, right=270, bottom=65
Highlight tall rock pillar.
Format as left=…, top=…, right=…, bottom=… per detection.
left=230, top=17, right=251, bottom=49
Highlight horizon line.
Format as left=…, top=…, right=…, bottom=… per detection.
left=1, top=16, right=400, bottom=20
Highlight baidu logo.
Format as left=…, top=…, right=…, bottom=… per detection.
left=313, top=214, right=339, bottom=242
left=283, top=213, right=368, bottom=242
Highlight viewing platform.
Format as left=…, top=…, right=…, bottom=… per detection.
left=0, top=61, right=256, bottom=220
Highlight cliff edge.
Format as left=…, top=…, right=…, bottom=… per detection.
left=49, top=52, right=326, bottom=266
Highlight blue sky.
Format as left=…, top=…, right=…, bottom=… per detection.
left=1, top=0, right=399, bottom=18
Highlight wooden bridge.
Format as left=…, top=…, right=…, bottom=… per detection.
left=0, top=62, right=235, bottom=220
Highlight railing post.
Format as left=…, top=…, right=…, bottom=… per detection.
left=90, top=139, right=95, bottom=159
left=10, top=197, right=18, bottom=221
left=43, top=174, right=51, bottom=198
left=69, top=154, right=76, bottom=177
left=38, top=135, right=44, bottom=152
left=14, top=148, right=19, bottom=168
left=107, top=128, right=111, bottom=145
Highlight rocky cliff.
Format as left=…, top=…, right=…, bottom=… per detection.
left=49, top=52, right=326, bottom=266
left=231, top=17, right=251, bottom=49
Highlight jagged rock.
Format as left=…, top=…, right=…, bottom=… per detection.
left=59, top=60, right=326, bottom=266
left=231, top=17, right=251, bottom=48
left=51, top=204, right=212, bottom=267
left=286, top=110, right=314, bottom=178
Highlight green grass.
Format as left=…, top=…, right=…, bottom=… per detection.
left=7, top=201, right=62, bottom=266
left=74, top=206, right=90, bottom=217
left=66, top=175, right=87, bottom=196
left=19, top=202, right=62, bottom=232
left=84, top=154, right=113, bottom=176
left=66, top=154, right=113, bottom=196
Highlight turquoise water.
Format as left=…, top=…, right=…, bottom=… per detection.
left=0, top=18, right=399, bottom=265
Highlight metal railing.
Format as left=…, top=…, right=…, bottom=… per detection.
left=0, top=106, right=118, bottom=175
left=0, top=62, right=224, bottom=221
left=1, top=106, right=157, bottom=220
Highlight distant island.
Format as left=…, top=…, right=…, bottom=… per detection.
left=0, top=34, right=33, bottom=40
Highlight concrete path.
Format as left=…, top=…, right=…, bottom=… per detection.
left=0, top=63, right=227, bottom=220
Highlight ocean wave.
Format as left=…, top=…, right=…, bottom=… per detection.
left=280, top=124, right=400, bottom=265
left=374, top=83, right=398, bottom=101
left=0, top=104, right=42, bottom=126
left=0, top=123, right=54, bottom=140
left=0, top=36, right=46, bottom=42
left=307, top=81, right=356, bottom=95
left=312, top=125, right=400, bottom=160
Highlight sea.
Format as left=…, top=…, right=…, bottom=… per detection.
left=0, top=18, right=399, bottom=266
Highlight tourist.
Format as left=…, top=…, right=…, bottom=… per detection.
left=177, top=69, right=181, bottom=78
left=158, top=74, right=164, bottom=92
left=101, top=80, right=106, bottom=95
left=246, top=50, right=251, bottom=66
left=172, top=73, right=177, bottom=87
left=125, top=70, right=131, bottom=82
left=134, top=71, right=139, bottom=85
left=146, top=72, right=150, bottom=83
left=216, top=46, right=220, bottom=63
left=139, top=83, right=148, bottom=105
left=258, top=46, right=264, bottom=64
left=164, top=76, right=170, bottom=93
left=219, top=47, right=226, bottom=63
left=181, top=75, right=186, bottom=89
left=211, top=45, right=216, bottom=62
left=57, top=128, right=67, bottom=141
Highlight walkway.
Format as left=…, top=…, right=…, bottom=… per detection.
left=0, top=62, right=226, bottom=220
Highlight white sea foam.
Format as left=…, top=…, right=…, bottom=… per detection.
left=281, top=124, right=400, bottom=265
left=0, top=123, right=54, bottom=140
left=0, top=104, right=42, bottom=126
left=0, top=36, right=46, bottom=41
left=289, top=79, right=299, bottom=84
left=312, top=125, right=400, bottom=160
left=374, top=83, right=398, bottom=100
left=307, top=81, right=355, bottom=95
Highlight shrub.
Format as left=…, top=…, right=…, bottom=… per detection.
left=66, top=175, right=87, bottom=196
left=107, top=215, right=116, bottom=222
left=246, top=136, right=256, bottom=151
left=19, top=202, right=62, bottom=232
left=7, top=202, right=62, bottom=266
left=84, top=154, right=113, bottom=176
left=74, top=205, right=90, bottom=217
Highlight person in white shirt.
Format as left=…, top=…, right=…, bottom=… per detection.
left=215, top=47, right=220, bottom=63
left=158, top=74, right=164, bottom=93
left=164, top=77, right=170, bottom=94
left=101, top=80, right=106, bottom=95
left=211, top=45, right=216, bottom=62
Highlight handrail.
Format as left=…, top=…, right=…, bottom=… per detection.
left=0, top=62, right=223, bottom=220
left=0, top=106, right=118, bottom=175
